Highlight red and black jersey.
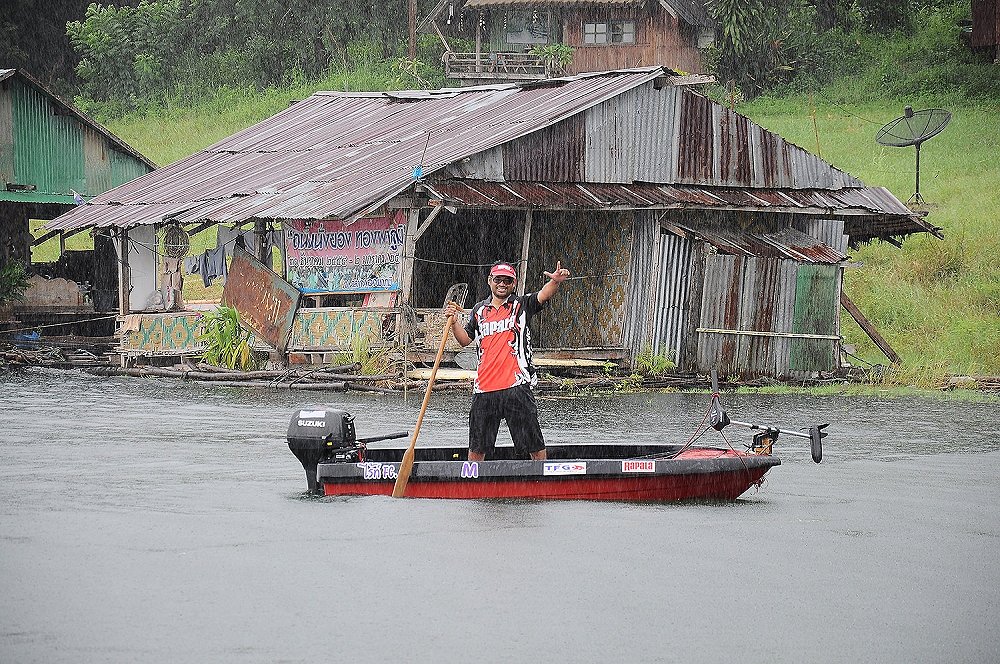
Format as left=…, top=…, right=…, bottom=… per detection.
left=464, top=293, right=544, bottom=394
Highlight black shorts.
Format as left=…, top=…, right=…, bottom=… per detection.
left=469, top=384, right=545, bottom=457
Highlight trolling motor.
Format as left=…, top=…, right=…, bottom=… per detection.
left=708, top=370, right=827, bottom=463
left=286, top=408, right=408, bottom=493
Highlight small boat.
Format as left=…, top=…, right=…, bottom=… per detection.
left=286, top=387, right=825, bottom=503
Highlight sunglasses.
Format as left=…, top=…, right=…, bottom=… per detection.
left=491, top=276, right=515, bottom=285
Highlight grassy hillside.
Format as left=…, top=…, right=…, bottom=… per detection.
left=90, top=67, right=999, bottom=378
left=743, top=96, right=1000, bottom=378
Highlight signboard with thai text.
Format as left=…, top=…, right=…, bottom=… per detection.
left=222, top=247, right=300, bottom=353
left=284, top=211, right=406, bottom=294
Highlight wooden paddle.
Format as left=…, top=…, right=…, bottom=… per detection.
left=392, top=283, right=469, bottom=498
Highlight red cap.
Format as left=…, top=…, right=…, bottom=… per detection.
left=490, top=263, right=516, bottom=279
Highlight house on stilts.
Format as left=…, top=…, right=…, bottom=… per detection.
left=0, top=68, right=155, bottom=337
left=46, top=67, right=939, bottom=378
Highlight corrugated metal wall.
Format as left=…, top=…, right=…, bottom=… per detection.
left=652, top=228, right=692, bottom=362
left=0, top=85, right=14, bottom=184
left=462, top=82, right=863, bottom=191
left=695, top=255, right=841, bottom=377
left=12, top=79, right=86, bottom=195
left=4, top=77, right=150, bottom=197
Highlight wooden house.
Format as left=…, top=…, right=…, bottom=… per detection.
left=420, top=0, right=714, bottom=81
left=0, top=68, right=155, bottom=333
left=971, top=0, right=999, bottom=61
left=47, top=68, right=938, bottom=378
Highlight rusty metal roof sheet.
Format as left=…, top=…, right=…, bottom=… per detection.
left=47, top=68, right=667, bottom=231
left=421, top=179, right=935, bottom=235
left=657, top=220, right=847, bottom=264
left=422, top=179, right=940, bottom=241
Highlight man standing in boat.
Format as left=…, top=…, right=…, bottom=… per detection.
left=445, top=261, right=571, bottom=462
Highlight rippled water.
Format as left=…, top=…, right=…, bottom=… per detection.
left=1, top=368, right=998, bottom=663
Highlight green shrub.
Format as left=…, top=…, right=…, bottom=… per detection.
left=633, top=347, right=675, bottom=376
left=0, top=261, right=29, bottom=307
left=197, top=305, right=259, bottom=371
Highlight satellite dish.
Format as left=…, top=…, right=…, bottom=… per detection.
left=875, top=106, right=951, bottom=205
left=160, top=224, right=190, bottom=258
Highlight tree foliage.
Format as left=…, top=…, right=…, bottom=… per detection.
left=0, top=0, right=92, bottom=95
left=708, top=0, right=991, bottom=101
left=66, top=0, right=427, bottom=113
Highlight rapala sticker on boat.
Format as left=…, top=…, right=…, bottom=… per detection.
left=622, top=460, right=656, bottom=473
left=543, top=462, right=587, bottom=476
left=357, top=463, right=398, bottom=481
left=460, top=461, right=479, bottom=479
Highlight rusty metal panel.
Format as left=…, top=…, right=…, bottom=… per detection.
left=678, top=89, right=714, bottom=182
left=222, top=247, right=301, bottom=352
left=503, top=113, right=586, bottom=181
left=773, top=260, right=799, bottom=376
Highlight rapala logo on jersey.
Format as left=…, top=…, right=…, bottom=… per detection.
left=543, top=462, right=587, bottom=476
left=622, top=460, right=655, bottom=473
left=460, top=461, right=479, bottom=479
left=480, top=312, right=516, bottom=337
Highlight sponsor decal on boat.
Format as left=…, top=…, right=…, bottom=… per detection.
left=297, top=419, right=326, bottom=427
left=460, top=461, right=479, bottom=479
left=298, top=410, right=326, bottom=418
left=622, top=460, right=655, bottom=473
left=543, top=462, right=587, bottom=476
left=356, top=462, right=398, bottom=481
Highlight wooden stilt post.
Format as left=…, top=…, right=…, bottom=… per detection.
left=401, top=207, right=420, bottom=304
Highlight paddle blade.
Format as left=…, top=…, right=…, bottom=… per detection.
left=392, top=446, right=417, bottom=497
left=443, top=283, right=469, bottom=310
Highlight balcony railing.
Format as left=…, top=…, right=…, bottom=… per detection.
left=443, top=51, right=553, bottom=80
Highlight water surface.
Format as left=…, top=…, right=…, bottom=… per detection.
left=1, top=368, right=998, bottom=663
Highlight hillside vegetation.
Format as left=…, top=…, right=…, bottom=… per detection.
left=75, top=1, right=999, bottom=379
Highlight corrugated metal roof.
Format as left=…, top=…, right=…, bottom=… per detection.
left=46, top=67, right=934, bottom=243
left=47, top=68, right=668, bottom=230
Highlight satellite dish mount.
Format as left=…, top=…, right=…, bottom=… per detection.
left=875, top=106, right=952, bottom=205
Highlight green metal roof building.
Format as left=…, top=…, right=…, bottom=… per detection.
left=0, top=68, right=155, bottom=319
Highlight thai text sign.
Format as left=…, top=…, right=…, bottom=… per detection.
left=284, top=211, right=406, bottom=294
left=222, top=247, right=300, bottom=352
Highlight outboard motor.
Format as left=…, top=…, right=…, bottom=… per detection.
left=287, top=408, right=359, bottom=493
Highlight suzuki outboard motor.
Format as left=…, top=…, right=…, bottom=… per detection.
left=287, top=408, right=357, bottom=493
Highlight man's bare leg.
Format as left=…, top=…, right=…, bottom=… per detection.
left=530, top=449, right=547, bottom=461
left=468, top=450, right=486, bottom=462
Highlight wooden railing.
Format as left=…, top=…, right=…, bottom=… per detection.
left=443, top=51, right=552, bottom=80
